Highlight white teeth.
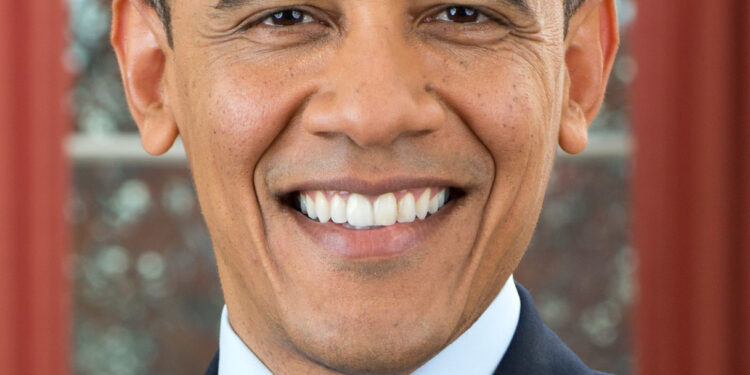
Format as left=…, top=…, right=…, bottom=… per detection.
left=373, top=193, right=397, bottom=226
left=429, top=189, right=445, bottom=215
left=305, top=194, right=317, bottom=220
left=299, top=194, right=307, bottom=214
left=416, top=188, right=430, bottom=220
left=397, top=193, right=416, bottom=223
left=330, top=194, right=347, bottom=224
left=300, top=188, right=450, bottom=227
left=346, top=193, right=374, bottom=227
left=315, top=191, right=330, bottom=223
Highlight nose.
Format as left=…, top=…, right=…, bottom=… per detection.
left=301, top=25, right=445, bottom=148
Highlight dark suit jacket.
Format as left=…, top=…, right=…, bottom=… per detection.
left=205, top=283, right=609, bottom=375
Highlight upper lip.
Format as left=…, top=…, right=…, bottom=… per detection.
left=276, top=176, right=465, bottom=198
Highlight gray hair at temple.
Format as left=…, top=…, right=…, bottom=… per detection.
left=146, top=0, right=586, bottom=48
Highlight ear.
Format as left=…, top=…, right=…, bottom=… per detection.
left=111, top=0, right=178, bottom=155
left=559, top=0, right=619, bottom=154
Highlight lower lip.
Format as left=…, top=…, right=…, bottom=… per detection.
left=292, top=204, right=453, bottom=259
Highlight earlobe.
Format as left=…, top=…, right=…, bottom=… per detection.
left=559, top=0, right=619, bottom=155
left=559, top=100, right=589, bottom=155
left=141, top=103, right=180, bottom=155
left=111, top=0, right=178, bottom=156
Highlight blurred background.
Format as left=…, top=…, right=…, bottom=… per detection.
left=2, top=0, right=749, bottom=374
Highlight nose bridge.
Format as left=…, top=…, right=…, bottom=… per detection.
left=343, top=24, right=414, bottom=99
left=302, top=19, right=443, bottom=148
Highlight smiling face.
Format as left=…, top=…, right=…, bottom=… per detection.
left=112, top=0, right=618, bottom=373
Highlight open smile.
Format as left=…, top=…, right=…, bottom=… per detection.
left=296, top=187, right=452, bottom=229
left=278, top=180, right=466, bottom=259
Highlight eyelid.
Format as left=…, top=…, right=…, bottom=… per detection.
left=422, top=5, right=511, bottom=27
left=239, top=6, right=329, bottom=31
left=435, top=7, right=488, bottom=23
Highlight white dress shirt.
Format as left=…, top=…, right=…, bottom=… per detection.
left=219, top=275, right=520, bottom=375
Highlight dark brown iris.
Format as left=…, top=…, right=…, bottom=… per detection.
left=268, top=9, right=306, bottom=26
left=446, top=6, right=480, bottom=23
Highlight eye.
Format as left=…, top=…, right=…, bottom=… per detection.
left=419, top=5, right=511, bottom=45
left=262, top=8, right=316, bottom=27
left=433, top=6, right=490, bottom=24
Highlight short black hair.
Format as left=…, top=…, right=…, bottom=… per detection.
left=147, top=0, right=585, bottom=46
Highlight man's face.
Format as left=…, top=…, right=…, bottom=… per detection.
left=165, top=0, right=566, bottom=372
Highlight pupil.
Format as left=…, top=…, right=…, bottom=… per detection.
left=271, top=9, right=304, bottom=26
left=447, top=7, right=479, bottom=23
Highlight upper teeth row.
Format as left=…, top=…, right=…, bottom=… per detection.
left=298, top=188, right=450, bottom=227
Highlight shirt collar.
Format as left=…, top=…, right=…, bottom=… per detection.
left=219, top=275, right=520, bottom=375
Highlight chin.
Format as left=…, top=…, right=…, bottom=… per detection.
left=286, top=315, right=453, bottom=375
left=259, top=188, right=481, bottom=374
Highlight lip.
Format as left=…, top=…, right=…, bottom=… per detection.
left=291, top=199, right=455, bottom=259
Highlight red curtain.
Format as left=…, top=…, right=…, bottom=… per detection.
left=632, top=0, right=750, bottom=374
left=0, top=0, right=70, bottom=374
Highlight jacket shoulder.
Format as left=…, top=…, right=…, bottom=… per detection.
left=494, top=283, right=611, bottom=375
left=205, top=350, right=219, bottom=375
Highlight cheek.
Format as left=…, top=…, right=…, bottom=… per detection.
left=170, top=57, right=322, bottom=250
left=433, top=55, right=559, bottom=231
left=208, top=79, right=290, bottom=168
left=181, top=60, right=317, bottom=178
left=461, top=77, right=554, bottom=236
left=451, top=75, right=552, bottom=172
left=422, top=47, right=557, bottom=164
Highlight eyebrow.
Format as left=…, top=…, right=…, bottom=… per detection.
left=215, top=0, right=258, bottom=9
left=214, top=0, right=533, bottom=15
